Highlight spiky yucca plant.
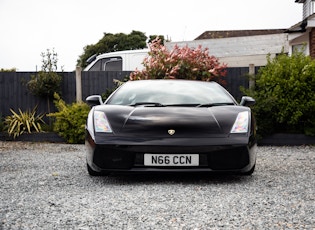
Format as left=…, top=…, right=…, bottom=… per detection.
left=4, top=106, right=45, bottom=138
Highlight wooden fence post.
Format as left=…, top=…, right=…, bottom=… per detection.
left=249, top=64, right=255, bottom=91
left=76, top=66, right=82, bottom=102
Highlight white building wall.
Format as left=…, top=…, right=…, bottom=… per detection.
left=166, top=34, right=289, bottom=67
left=302, top=0, right=315, bottom=19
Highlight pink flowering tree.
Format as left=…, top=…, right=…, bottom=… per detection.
left=130, top=38, right=227, bottom=83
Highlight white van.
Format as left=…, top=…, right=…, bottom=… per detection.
left=84, top=49, right=149, bottom=71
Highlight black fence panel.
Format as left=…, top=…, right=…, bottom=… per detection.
left=81, top=71, right=131, bottom=100
left=0, top=68, right=260, bottom=118
left=0, top=72, right=44, bottom=118
left=224, top=67, right=251, bottom=101
left=61, top=72, right=76, bottom=104
left=0, top=72, right=76, bottom=119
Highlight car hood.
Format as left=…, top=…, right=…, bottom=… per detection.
left=96, top=105, right=250, bottom=137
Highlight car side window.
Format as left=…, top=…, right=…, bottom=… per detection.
left=102, top=57, right=122, bottom=71
left=89, top=59, right=101, bottom=71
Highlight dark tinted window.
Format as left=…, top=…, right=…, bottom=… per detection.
left=89, top=57, right=123, bottom=71
left=89, top=59, right=101, bottom=71
left=103, top=58, right=122, bottom=71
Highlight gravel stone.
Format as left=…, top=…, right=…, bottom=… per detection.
left=0, top=142, right=314, bottom=229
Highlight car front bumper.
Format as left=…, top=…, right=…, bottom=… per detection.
left=85, top=132, right=257, bottom=174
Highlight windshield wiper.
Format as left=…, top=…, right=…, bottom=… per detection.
left=166, top=104, right=199, bottom=107
left=196, top=102, right=235, bottom=107
left=129, top=102, right=165, bottom=107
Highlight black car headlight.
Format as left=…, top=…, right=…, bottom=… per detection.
left=230, top=111, right=249, bottom=133
left=94, top=111, right=113, bottom=133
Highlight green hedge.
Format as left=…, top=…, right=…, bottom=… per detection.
left=244, top=52, right=315, bottom=137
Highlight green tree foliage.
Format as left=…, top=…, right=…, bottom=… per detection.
left=77, top=31, right=164, bottom=68
left=27, top=49, right=63, bottom=119
left=27, top=49, right=62, bottom=98
left=0, top=68, right=16, bottom=72
left=130, top=38, right=227, bottom=82
left=148, top=35, right=166, bottom=44
left=47, top=93, right=90, bottom=144
left=244, top=52, right=315, bottom=136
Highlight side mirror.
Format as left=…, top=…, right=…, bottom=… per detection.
left=240, top=96, right=255, bottom=107
left=86, top=95, right=103, bottom=107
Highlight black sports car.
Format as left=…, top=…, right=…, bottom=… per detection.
left=85, top=79, right=257, bottom=176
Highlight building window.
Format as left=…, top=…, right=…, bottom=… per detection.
left=292, top=44, right=307, bottom=54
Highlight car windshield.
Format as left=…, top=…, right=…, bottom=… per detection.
left=106, top=80, right=236, bottom=106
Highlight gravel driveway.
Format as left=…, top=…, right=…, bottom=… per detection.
left=0, top=142, right=314, bottom=229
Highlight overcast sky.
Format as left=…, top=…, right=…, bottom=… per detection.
left=0, top=0, right=303, bottom=71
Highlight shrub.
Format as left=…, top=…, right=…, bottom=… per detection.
left=0, top=68, right=16, bottom=72
left=130, top=38, right=227, bottom=83
left=244, top=51, right=315, bottom=137
left=27, top=49, right=63, bottom=127
left=27, top=71, right=62, bottom=98
left=27, top=49, right=62, bottom=98
left=4, top=106, right=45, bottom=138
left=48, top=93, right=90, bottom=144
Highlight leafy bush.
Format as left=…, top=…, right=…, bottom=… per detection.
left=27, top=49, right=63, bottom=130
left=244, top=52, right=315, bottom=137
left=130, top=38, right=227, bottom=83
left=0, top=68, right=16, bottom=72
left=48, top=93, right=90, bottom=144
left=27, top=71, right=62, bottom=98
left=4, top=106, right=45, bottom=138
left=27, top=49, right=62, bottom=98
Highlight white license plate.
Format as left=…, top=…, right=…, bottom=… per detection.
left=144, top=154, right=199, bottom=166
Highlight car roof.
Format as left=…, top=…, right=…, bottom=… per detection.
left=95, top=49, right=149, bottom=59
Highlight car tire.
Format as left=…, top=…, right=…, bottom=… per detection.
left=87, top=163, right=108, bottom=176
left=242, top=164, right=255, bottom=176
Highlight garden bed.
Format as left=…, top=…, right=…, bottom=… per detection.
left=0, top=132, right=65, bottom=143
left=258, top=133, right=315, bottom=146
